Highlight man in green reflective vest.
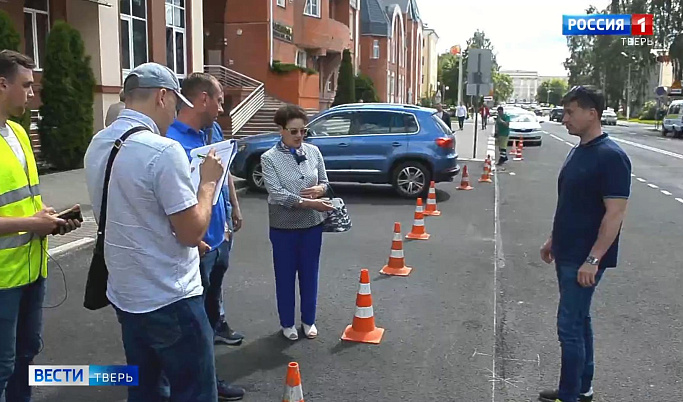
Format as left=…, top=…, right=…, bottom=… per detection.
left=0, top=50, right=80, bottom=401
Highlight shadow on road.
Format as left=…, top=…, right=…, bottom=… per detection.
left=216, top=331, right=296, bottom=384
left=329, top=339, right=363, bottom=355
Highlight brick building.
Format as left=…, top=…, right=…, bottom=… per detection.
left=204, top=0, right=360, bottom=111
left=359, top=0, right=423, bottom=104
left=1, top=0, right=205, bottom=157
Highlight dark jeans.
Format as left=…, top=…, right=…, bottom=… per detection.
left=0, top=277, right=45, bottom=402
left=199, top=239, right=232, bottom=331
left=556, top=263, right=605, bottom=402
left=114, top=296, right=217, bottom=402
left=458, top=116, right=465, bottom=129
left=269, top=224, right=324, bottom=328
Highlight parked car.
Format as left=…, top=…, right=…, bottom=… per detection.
left=662, top=100, right=683, bottom=138
left=601, top=109, right=618, bottom=125
left=507, top=111, right=544, bottom=146
left=231, top=104, right=460, bottom=198
left=549, top=107, right=564, bottom=122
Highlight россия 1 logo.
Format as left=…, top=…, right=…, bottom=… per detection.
left=563, top=14, right=653, bottom=36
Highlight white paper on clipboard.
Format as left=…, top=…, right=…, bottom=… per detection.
left=189, top=139, right=238, bottom=205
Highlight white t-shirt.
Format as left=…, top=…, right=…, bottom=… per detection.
left=0, top=123, right=27, bottom=169
left=456, top=106, right=468, bottom=118
left=84, top=109, right=203, bottom=314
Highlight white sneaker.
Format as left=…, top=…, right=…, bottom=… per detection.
left=302, top=323, right=318, bottom=339
left=282, top=326, right=298, bottom=341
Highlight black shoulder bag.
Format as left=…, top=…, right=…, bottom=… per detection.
left=83, top=126, right=147, bottom=311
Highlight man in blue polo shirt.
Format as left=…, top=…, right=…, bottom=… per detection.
left=538, top=85, right=631, bottom=402
left=166, top=72, right=245, bottom=401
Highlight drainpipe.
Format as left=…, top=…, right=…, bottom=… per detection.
left=269, top=0, right=273, bottom=67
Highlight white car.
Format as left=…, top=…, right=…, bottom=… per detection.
left=507, top=111, right=543, bottom=146
left=601, top=110, right=618, bottom=125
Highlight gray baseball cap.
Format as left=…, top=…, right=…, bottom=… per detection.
left=123, top=63, right=193, bottom=108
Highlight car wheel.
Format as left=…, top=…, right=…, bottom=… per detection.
left=662, top=129, right=668, bottom=137
left=246, top=158, right=266, bottom=191
left=392, top=161, right=431, bottom=198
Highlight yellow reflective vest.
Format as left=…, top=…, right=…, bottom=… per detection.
left=0, top=120, right=47, bottom=289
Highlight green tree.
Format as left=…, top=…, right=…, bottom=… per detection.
left=492, top=72, right=513, bottom=103
left=0, top=11, right=32, bottom=133
left=355, top=73, right=379, bottom=103
left=536, top=79, right=568, bottom=106
left=38, top=21, right=95, bottom=170
left=437, top=52, right=459, bottom=104
left=332, top=49, right=355, bottom=106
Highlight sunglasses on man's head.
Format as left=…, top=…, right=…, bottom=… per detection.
left=285, top=128, right=309, bottom=136
left=569, top=85, right=600, bottom=110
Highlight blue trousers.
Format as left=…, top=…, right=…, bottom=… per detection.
left=0, top=277, right=45, bottom=402
left=556, top=263, right=605, bottom=402
left=114, top=296, right=217, bottom=402
left=199, top=239, right=232, bottom=331
left=269, top=224, right=324, bottom=328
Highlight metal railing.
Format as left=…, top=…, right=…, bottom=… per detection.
left=204, top=65, right=265, bottom=136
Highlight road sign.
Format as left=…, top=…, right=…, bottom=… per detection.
left=671, top=80, right=682, bottom=95
left=483, top=96, right=493, bottom=101
left=655, top=86, right=667, bottom=96
left=466, top=49, right=493, bottom=96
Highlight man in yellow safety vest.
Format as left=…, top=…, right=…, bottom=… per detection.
left=0, top=50, right=80, bottom=401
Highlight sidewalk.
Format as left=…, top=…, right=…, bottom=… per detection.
left=39, top=169, right=248, bottom=257
left=452, top=117, right=493, bottom=161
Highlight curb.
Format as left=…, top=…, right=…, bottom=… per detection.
left=48, top=237, right=96, bottom=259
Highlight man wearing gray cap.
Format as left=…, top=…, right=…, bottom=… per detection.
left=84, top=63, right=224, bottom=402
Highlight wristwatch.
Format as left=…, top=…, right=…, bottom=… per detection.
left=585, top=255, right=599, bottom=266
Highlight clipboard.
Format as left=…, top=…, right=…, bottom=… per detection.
left=189, top=139, right=238, bottom=205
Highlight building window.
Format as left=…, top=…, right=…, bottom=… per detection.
left=24, top=0, right=49, bottom=70
left=165, top=0, right=186, bottom=77
left=277, top=0, right=285, bottom=7
left=387, top=72, right=391, bottom=100
left=372, top=40, right=380, bottom=59
left=296, top=50, right=307, bottom=68
left=121, top=0, right=149, bottom=72
left=304, top=0, right=320, bottom=17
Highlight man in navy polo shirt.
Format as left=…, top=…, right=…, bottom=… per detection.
left=167, top=72, right=245, bottom=401
left=539, top=86, right=631, bottom=402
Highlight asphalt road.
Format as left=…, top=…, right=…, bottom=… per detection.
left=28, top=121, right=682, bottom=401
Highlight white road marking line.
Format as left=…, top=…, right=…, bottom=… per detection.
left=48, top=237, right=95, bottom=258
left=636, top=178, right=647, bottom=183
left=549, top=134, right=564, bottom=141
left=564, top=141, right=574, bottom=146
left=647, top=183, right=659, bottom=189
left=661, top=190, right=672, bottom=196
left=676, top=198, right=683, bottom=204
left=631, top=174, right=636, bottom=177
left=610, top=137, right=683, bottom=160
left=492, top=161, right=503, bottom=402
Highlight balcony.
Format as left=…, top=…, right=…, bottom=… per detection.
left=297, top=15, right=351, bottom=54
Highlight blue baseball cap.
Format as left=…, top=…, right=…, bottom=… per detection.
left=123, top=63, right=193, bottom=108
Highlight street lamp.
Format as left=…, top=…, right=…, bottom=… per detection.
left=443, top=85, right=450, bottom=104
left=621, top=51, right=637, bottom=119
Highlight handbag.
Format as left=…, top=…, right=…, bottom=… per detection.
left=83, top=126, right=147, bottom=311
left=322, top=186, right=351, bottom=233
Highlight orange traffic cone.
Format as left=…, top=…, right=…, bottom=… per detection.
left=423, top=181, right=441, bottom=216
left=457, top=165, right=474, bottom=191
left=510, top=140, right=518, bottom=160
left=514, top=138, right=524, bottom=161
left=341, top=269, right=385, bottom=344
left=380, top=222, right=413, bottom=276
left=478, top=158, right=493, bottom=183
left=406, top=198, right=430, bottom=240
left=282, top=362, right=304, bottom=402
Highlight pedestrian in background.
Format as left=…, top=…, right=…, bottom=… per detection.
left=480, top=104, right=489, bottom=129
left=539, top=85, right=631, bottom=402
left=494, top=106, right=510, bottom=166
left=167, top=72, right=245, bottom=400
left=84, top=63, right=223, bottom=402
left=456, top=102, right=467, bottom=130
left=0, top=50, right=80, bottom=402
left=435, top=103, right=451, bottom=130
left=261, top=105, right=334, bottom=341
left=105, top=89, right=125, bottom=127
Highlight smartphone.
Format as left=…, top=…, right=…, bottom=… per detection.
left=52, top=206, right=83, bottom=235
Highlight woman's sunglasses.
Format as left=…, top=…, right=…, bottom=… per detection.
left=285, top=128, right=309, bottom=136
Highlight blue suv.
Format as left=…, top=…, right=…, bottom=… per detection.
left=231, top=103, right=460, bottom=198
